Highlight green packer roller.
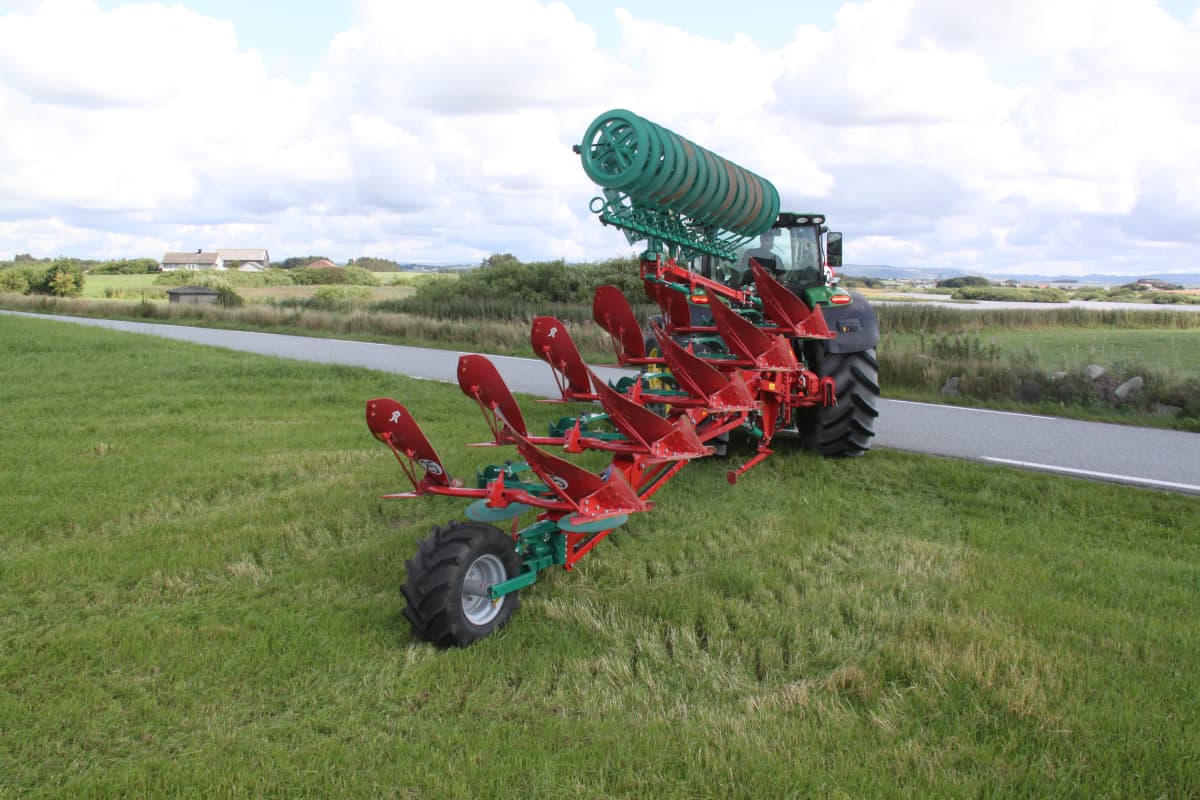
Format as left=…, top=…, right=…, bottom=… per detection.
left=576, top=108, right=781, bottom=259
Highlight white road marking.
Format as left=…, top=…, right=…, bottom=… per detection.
left=983, top=457, right=1200, bottom=494
left=887, top=399, right=1056, bottom=420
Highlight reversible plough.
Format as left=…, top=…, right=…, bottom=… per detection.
left=367, top=109, right=880, bottom=646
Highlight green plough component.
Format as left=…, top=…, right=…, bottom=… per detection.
left=484, top=508, right=632, bottom=602
left=578, top=109, right=781, bottom=257
left=547, top=412, right=625, bottom=440
left=475, top=461, right=545, bottom=493
left=488, top=520, right=566, bottom=601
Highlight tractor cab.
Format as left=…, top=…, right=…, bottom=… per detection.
left=702, top=212, right=841, bottom=293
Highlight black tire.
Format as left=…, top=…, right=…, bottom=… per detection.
left=799, top=347, right=880, bottom=457
left=642, top=313, right=664, bottom=358
left=401, top=521, right=523, bottom=647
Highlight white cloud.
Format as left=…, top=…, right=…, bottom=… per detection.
left=0, top=0, right=247, bottom=108
left=777, top=0, right=1013, bottom=126
left=1, top=0, right=1199, bottom=276
left=612, top=8, right=779, bottom=117
left=316, top=0, right=615, bottom=116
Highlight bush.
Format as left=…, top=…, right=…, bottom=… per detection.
left=154, top=269, right=294, bottom=289
left=951, top=286, right=1069, bottom=303
left=348, top=256, right=400, bottom=272
left=1067, top=286, right=1200, bottom=305
left=936, top=275, right=991, bottom=289
left=276, top=256, right=331, bottom=270
left=395, top=254, right=645, bottom=321
left=90, top=258, right=159, bottom=275
left=255, top=269, right=296, bottom=287
left=313, top=285, right=372, bottom=301
left=290, top=266, right=379, bottom=286
left=216, top=287, right=244, bottom=307
left=21, top=259, right=85, bottom=297
left=0, top=266, right=36, bottom=294
left=49, top=265, right=84, bottom=297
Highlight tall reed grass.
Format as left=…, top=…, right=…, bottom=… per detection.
left=877, top=303, right=1200, bottom=333
left=879, top=334, right=1200, bottom=420
left=0, top=293, right=619, bottom=360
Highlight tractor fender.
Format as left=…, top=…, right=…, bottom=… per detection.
left=820, top=290, right=879, bottom=354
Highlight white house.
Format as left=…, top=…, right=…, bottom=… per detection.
left=218, top=248, right=271, bottom=271
left=161, top=251, right=223, bottom=271
left=160, top=248, right=270, bottom=272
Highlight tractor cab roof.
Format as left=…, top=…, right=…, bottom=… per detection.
left=775, top=212, right=827, bottom=228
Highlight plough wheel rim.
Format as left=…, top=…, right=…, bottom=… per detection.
left=462, top=553, right=507, bottom=626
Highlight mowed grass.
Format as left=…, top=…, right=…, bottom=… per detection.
left=78, top=274, right=158, bottom=298
left=2, top=316, right=1199, bottom=798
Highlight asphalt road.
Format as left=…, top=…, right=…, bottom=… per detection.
left=7, top=310, right=1200, bottom=495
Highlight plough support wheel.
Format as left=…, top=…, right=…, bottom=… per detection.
left=401, top=521, right=523, bottom=647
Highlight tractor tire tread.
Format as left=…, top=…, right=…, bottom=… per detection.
left=801, top=347, right=879, bottom=457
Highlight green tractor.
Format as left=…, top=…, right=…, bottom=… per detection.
left=665, top=210, right=880, bottom=456
left=576, top=108, right=878, bottom=458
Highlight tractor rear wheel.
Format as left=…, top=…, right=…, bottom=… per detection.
left=799, top=347, right=880, bottom=457
left=401, top=521, right=523, bottom=647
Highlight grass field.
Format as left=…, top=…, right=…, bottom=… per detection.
left=885, top=328, right=1200, bottom=380
left=79, top=272, right=447, bottom=301
left=874, top=306, right=1200, bottom=427
left=2, top=315, right=1198, bottom=797
left=79, top=274, right=162, bottom=299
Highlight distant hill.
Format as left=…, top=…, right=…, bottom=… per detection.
left=839, top=264, right=1200, bottom=288
left=839, top=264, right=943, bottom=282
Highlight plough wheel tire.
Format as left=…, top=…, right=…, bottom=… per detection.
left=401, top=521, right=522, bottom=648
left=800, top=347, right=880, bottom=457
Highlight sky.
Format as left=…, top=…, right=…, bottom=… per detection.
left=2, top=0, right=1199, bottom=276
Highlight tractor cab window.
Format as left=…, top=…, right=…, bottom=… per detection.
left=722, top=226, right=824, bottom=289
left=781, top=225, right=823, bottom=289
